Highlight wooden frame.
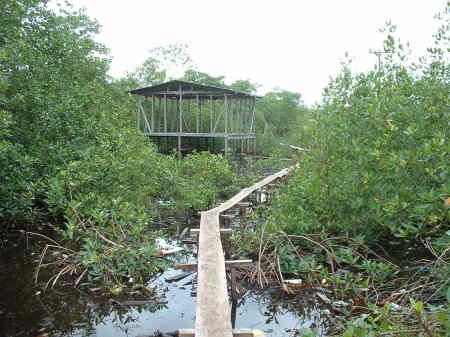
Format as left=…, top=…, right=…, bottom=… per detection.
left=130, top=80, right=257, bottom=157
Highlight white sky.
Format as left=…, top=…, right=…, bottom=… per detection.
left=64, top=0, right=446, bottom=105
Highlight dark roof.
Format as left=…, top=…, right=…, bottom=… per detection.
left=129, top=80, right=257, bottom=99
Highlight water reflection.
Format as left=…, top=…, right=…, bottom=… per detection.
left=0, top=236, right=326, bottom=337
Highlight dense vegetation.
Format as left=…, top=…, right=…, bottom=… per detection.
left=236, top=8, right=450, bottom=337
left=0, top=0, right=299, bottom=286
left=0, top=1, right=239, bottom=286
left=1, top=0, right=448, bottom=335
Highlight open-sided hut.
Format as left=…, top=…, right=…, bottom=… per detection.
left=129, top=80, right=257, bottom=157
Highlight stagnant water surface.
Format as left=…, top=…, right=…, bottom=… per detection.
left=0, top=232, right=326, bottom=337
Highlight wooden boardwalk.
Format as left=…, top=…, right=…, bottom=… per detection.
left=179, top=167, right=290, bottom=337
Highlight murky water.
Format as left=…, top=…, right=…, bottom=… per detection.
left=0, top=194, right=326, bottom=337
left=0, top=229, right=327, bottom=337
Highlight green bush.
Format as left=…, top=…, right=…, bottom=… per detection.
left=172, top=151, right=236, bottom=210
left=273, top=23, right=449, bottom=243
left=0, top=111, right=39, bottom=221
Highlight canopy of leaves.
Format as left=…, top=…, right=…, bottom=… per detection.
left=273, top=18, right=449, bottom=248
left=0, top=0, right=239, bottom=284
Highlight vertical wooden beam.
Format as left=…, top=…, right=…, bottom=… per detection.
left=230, top=300, right=237, bottom=329
left=210, top=95, right=213, bottom=133
left=196, top=94, right=200, bottom=134
left=250, top=97, right=256, bottom=134
left=158, top=96, right=161, bottom=133
left=230, top=99, right=233, bottom=135
left=164, top=94, right=167, bottom=133
left=170, top=97, right=174, bottom=132
left=151, top=95, right=155, bottom=133
left=237, top=99, right=241, bottom=134
left=224, top=95, right=228, bottom=157
left=230, top=268, right=238, bottom=300
left=237, top=99, right=241, bottom=133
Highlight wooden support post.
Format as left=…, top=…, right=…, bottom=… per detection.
left=210, top=95, right=213, bottom=133
left=224, top=95, right=228, bottom=157
left=164, top=94, right=167, bottom=132
left=196, top=94, right=200, bottom=133
left=249, top=97, right=255, bottom=135
left=230, top=299, right=237, bottom=329
left=255, top=190, right=261, bottom=204
left=223, top=240, right=231, bottom=260
left=238, top=202, right=252, bottom=216
left=219, top=214, right=234, bottom=227
left=222, top=230, right=232, bottom=260
left=230, top=267, right=238, bottom=299
left=151, top=95, right=154, bottom=132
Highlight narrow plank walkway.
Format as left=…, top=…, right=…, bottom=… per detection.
left=194, top=167, right=291, bottom=337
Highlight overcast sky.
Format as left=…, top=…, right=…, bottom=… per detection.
left=64, top=0, right=446, bottom=105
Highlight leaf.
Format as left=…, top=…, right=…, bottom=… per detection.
left=414, top=301, right=423, bottom=313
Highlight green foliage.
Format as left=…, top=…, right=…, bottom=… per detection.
left=333, top=300, right=450, bottom=337
left=0, top=110, right=38, bottom=221
left=181, top=69, right=226, bottom=87
left=172, top=151, right=236, bottom=210
left=0, top=1, right=239, bottom=286
left=0, top=0, right=110, bottom=222
left=261, top=7, right=450, bottom=335
left=62, top=198, right=166, bottom=285
left=257, top=90, right=304, bottom=137
left=254, top=89, right=307, bottom=156
left=273, top=20, right=449, bottom=243
left=127, top=43, right=194, bottom=88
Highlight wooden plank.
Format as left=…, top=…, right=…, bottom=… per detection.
left=210, top=167, right=290, bottom=215
left=182, top=239, right=198, bottom=244
left=224, top=260, right=253, bottom=267
left=165, top=270, right=195, bottom=282
left=194, top=167, right=291, bottom=337
left=155, top=247, right=184, bottom=257
left=174, top=260, right=253, bottom=271
left=220, top=214, right=235, bottom=226
left=196, top=211, right=232, bottom=337
left=178, top=329, right=254, bottom=337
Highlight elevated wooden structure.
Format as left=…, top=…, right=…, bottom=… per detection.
left=129, top=80, right=257, bottom=156
left=177, top=167, right=290, bottom=337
